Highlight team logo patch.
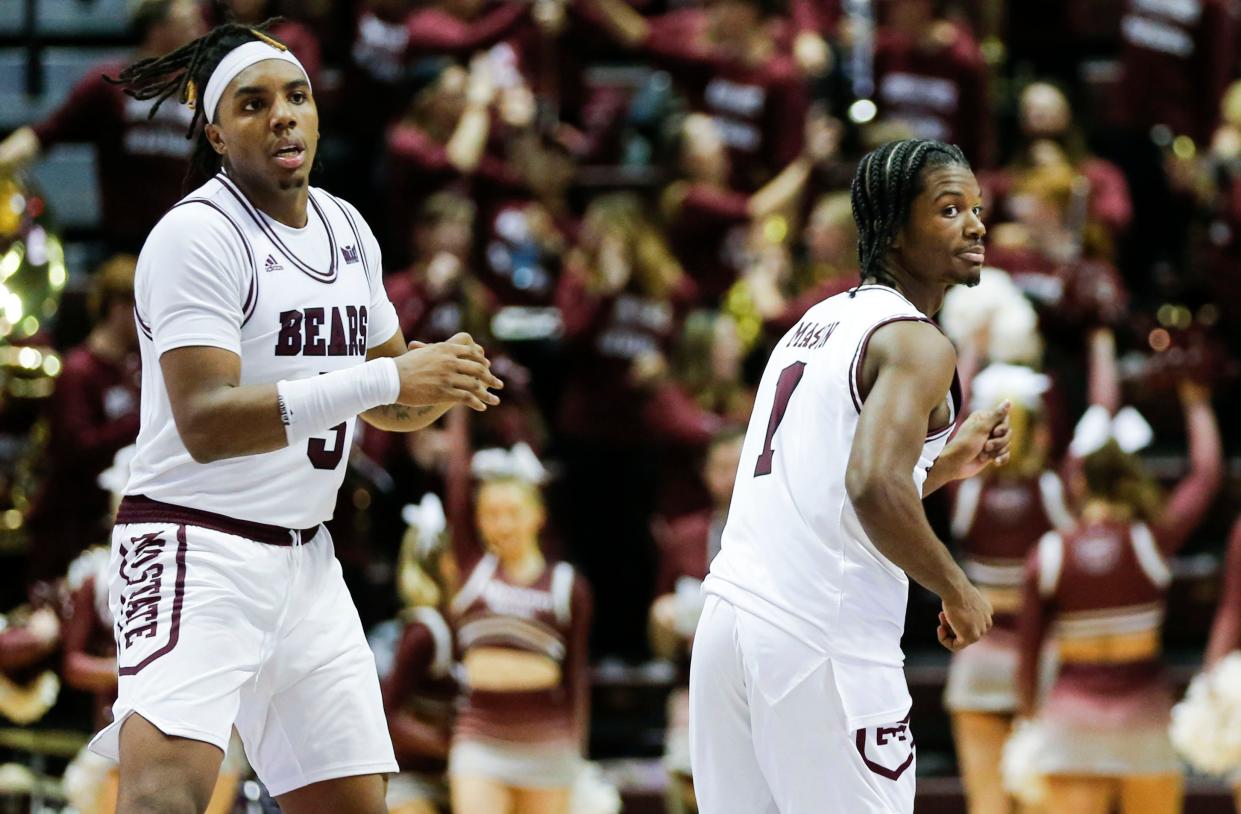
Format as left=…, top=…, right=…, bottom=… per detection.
left=340, top=244, right=360, bottom=264
left=265, top=254, right=283, bottom=272
left=115, top=526, right=188, bottom=676
left=854, top=714, right=915, bottom=781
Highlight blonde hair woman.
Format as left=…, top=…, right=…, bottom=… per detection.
left=448, top=445, right=592, bottom=814
left=1015, top=382, right=1222, bottom=814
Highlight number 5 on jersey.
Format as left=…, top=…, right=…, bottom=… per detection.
left=754, top=362, right=806, bottom=477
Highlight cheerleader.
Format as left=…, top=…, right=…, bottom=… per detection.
left=1015, top=381, right=1221, bottom=814
left=381, top=494, right=460, bottom=814
left=447, top=444, right=592, bottom=814
left=944, top=364, right=1074, bottom=814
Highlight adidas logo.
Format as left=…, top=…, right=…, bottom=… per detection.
left=265, top=254, right=283, bottom=272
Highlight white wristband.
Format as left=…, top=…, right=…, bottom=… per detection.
left=276, top=357, right=401, bottom=445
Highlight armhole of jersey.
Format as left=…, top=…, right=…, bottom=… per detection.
left=450, top=554, right=497, bottom=617
left=847, top=315, right=937, bottom=419
left=1037, top=531, right=1064, bottom=599
left=1130, top=523, right=1172, bottom=589
left=1038, top=471, right=1075, bottom=532
left=551, top=562, right=575, bottom=627
left=410, top=606, right=454, bottom=678
left=171, top=197, right=259, bottom=327
left=950, top=477, right=983, bottom=540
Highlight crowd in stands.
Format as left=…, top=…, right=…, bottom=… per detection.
left=1, top=0, right=1241, bottom=811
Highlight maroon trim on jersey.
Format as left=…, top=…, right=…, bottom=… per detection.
left=133, top=305, right=153, bottom=340
left=118, top=524, right=187, bottom=676
left=117, top=495, right=319, bottom=546
left=848, top=316, right=934, bottom=413
left=171, top=197, right=260, bottom=327
left=216, top=172, right=339, bottom=284
left=854, top=713, right=915, bottom=780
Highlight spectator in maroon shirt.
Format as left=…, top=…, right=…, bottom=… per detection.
left=785, top=0, right=836, bottom=76
left=387, top=192, right=498, bottom=345
left=582, top=0, right=811, bottom=190
left=983, top=82, right=1133, bottom=243
left=25, top=257, right=140, bottom=586
left=384, top=58, right=525, bottom=262
left=662, top=110, right=840, bottom=303
left=552, top=193, right=694, bottom=657
left=872, top=0, right=992, bottom=166
left=407, top=0, right=533, bottom=56
left=1117, top=0, right=1237, bottom=146
left=0, top=0, right=205, bottom=251
left=648, top=312, right=752, bottom=517
left=476, top=128, right=578, bottom=308
left=985, top=161, right=1130, bottom=350
left=209, top=0, right=323, bottom=86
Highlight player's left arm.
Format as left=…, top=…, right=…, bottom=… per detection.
left=361, top=330, right=455, bottom=432
left=922, top=402, right=1012, bottom=496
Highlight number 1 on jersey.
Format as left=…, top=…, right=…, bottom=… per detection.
left=754, top=361, right=807, bottom=477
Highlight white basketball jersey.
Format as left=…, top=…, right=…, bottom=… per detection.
left=125, top=172, right=400, bottom=528
left=705, top=285, right=959, bottom=668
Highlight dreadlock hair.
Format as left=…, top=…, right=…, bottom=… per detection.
left=849, top=139, right=970, bottom=292
left=105, top=20, right=287, bottom=188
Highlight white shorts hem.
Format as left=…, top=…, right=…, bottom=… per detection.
left=88, top=708, right=231, bottom=762
left=263, top=760, right=400, bottom=797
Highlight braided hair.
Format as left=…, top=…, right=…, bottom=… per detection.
left=849, top=139, right=970, bottom=291
left=105, top=20, right=287, bottom=185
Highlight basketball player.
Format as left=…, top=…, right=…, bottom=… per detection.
left=689, top=139, right=1010, bottom=813
left=87, top=22, right=503, bottom=814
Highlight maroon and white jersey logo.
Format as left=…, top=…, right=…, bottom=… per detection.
left=854, top=715, right=915, bottom=781
left=115, top=527, right=187, bottom=676
left=1074, top=533, right=1122, bottom=574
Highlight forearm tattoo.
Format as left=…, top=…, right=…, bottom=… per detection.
left=376, top=404, right=436, bottom=422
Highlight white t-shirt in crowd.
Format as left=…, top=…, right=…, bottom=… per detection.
left=125, top=171, right=400, bottom=529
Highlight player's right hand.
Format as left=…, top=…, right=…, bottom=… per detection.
left=938, top=582, right=992, bottom=652
left=394, top=332, right=503, bottom=411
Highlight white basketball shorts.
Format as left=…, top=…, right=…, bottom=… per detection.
left=88, top=504, right=398, bottom=796
left=688, top=595, right=916, bottom=814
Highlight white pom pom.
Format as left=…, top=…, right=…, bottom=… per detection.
left=987, top=298, right=1043, bottom=365
left=1002, top=719, right=1050, bottom=806
left=1171, top=652, right=1241, bottom=775
left=569, top=762, right=622, bottom=814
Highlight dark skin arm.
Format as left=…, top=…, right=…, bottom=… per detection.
left=360, top=335, right=452, bottom=432
left=62, top=579, right=116, bottom=694
left=161, top=331, right=501, bottom=463
left=845, top=320, right=993, bottom=650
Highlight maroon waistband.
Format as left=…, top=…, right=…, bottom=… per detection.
left=116, top=495, right=320, bottom=546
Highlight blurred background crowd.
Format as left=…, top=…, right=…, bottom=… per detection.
left=0, top=0, right=1240, bottom=811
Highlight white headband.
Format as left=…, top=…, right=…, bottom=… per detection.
left=471, top=442, right=548, bottom=485
left=1069, top=405, right=1154, bottom=458
left=202, top=40, right=310, bottom=123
